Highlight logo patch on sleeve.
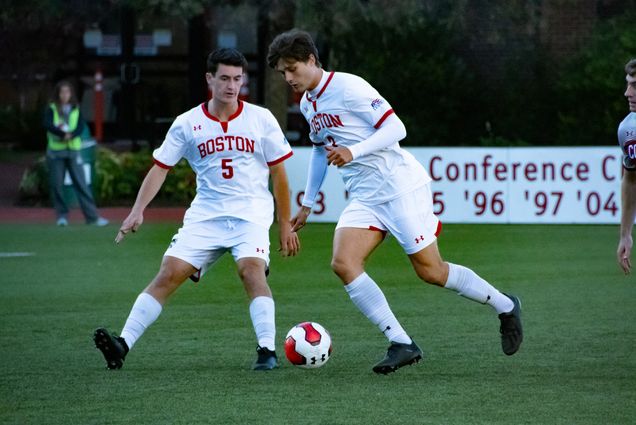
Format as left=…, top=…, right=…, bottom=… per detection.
left=371, top=98, right=384, bottom=110
left=625, top=139, right=636, bottom=159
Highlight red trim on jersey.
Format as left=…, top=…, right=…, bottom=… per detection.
left=267, top=150, right=293, bottom=166
left=153, top=158, right=172, bottom=169
left=200, top=100, right=244, bottom=133
left=305, top=71, right=335, bottom=102
left=434, top=220, right=442, bottom=237
left=374, top=109, right=394, bottom=129
left=368, top=226, right=387, bottom=238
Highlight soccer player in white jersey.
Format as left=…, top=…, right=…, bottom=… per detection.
left=93, top=48, right=299, bottom=371
left=268, top=29, right=523, bottom=374
left=617, top=58, right=636, bottom=274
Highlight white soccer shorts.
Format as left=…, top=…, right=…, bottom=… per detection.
left=336, top=184, right=441, bottom=254
left=164, top=218, right=270, bottom=282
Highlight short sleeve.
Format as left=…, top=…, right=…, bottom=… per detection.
left=343, top=76, right=394, bottom=129
left=153, top=116, right=188, bottom=168
left=262, top=110, right=293, bottom=166
left=618, top=115, right=636, bottom=171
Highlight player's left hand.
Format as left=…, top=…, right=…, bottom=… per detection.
left=326, top=146, right=353, bottom=167
left=291, top=206, right=311, bottom=232
left=279, top=225, right=300, bottom=257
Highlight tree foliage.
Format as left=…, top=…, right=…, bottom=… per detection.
left=554, top=11, right=636, bottom=145
left=295, top=0, right=636, bottom=146
left=296, top=0, right=481, bottom=145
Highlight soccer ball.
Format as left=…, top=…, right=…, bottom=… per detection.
left=284, top=322, right=332, bottom=369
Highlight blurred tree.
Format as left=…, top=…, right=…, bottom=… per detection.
left=295, top=0, right=481, bottom=146
left=455, top=0, right=559, bottom=146
left=260, top=0, right=297, bottom=130
left=554, top=10, right=636, bottom=146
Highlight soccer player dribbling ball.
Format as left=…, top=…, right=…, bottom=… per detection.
left=93, top=48, right=299, bottom=371
left=617, top=58, right=636, bottom=275
left=267, top=29, right=523, bottom=374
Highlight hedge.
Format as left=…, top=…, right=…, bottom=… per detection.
left=18, top=147, right=196, bottom=207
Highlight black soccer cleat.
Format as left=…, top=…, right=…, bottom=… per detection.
left=94, top=328, right=129, bottom=370
left=499, top=294, right=523, bottom=355
left=372, top=340, right=423, bottom=375
left=252, top=346, right=279, bottom=371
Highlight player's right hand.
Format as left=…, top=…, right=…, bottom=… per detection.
left=115, top=212, right=143, bottom=244
left=325, top=145, right=353, bottom=167
left=617, top=235, right=633, bottom=274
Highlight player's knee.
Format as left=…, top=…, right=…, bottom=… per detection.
left=153, top=268, right=180, bottom=286
left=331, top=257, right=361, bottom=282
left=146, top=269, right=184, bottom=300
left=330, top=256, right=346, bottom=278
left=238, top=262, right=266, bottom=283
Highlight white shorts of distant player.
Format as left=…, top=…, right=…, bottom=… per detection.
left=336, top=184, right=441, bottom=254
left=164, top=218, right=270, bottom=282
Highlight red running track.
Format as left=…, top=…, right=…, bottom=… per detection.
left=0, top=207, right=185, bottom=224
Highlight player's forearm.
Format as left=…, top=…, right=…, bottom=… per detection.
left=271, top=164, right=292, bottom=224
left=302, top=145, right=328, bottom=208
left=347, top=113, right=406, bottom=160
left=274, top=189, right=292, bottom=225
left=131, top=165, right=168, bottom=214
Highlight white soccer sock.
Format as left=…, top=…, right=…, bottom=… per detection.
left=120, top=292, right=163, bottom=349
left=249, top=296, right=276, bottom=351
left=444, top=263, right=514, bottom=314
left=345, top=273, right=412, bottom=344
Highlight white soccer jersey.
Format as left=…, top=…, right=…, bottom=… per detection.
left=153, top=101, right=293, bottom=227
left=300, top=71, right=431, bottom=204
left=618, top=112, right=636, bottom=170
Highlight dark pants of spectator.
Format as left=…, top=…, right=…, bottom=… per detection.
left=46, top=150, right=99, bottom=223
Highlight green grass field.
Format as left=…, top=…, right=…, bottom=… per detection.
left=1, top=222, right=634, bottom=424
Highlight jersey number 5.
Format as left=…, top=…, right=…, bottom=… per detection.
left=221, top=158, right=234, bottom=179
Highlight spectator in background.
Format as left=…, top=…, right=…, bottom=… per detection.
left=617, top=58, right=636, bottom=274
left=43, top=80, right=108, bottom=227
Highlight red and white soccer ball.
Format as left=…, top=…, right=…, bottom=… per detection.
left=284, top=322, right=332, bottom=369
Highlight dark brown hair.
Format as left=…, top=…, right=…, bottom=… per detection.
left=267, top=29, right=321, bottom=69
